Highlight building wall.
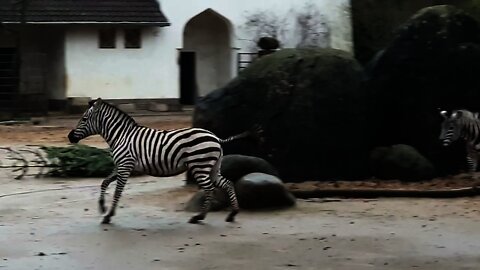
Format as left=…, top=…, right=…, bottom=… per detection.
left=64, top=26, right=176, bottom=99
left=63, top=0, right=351, bottom=100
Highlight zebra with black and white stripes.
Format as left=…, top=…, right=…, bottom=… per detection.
left=68, top=98, right=250, bottom=225
left=439, top=109, right=480, bottom=172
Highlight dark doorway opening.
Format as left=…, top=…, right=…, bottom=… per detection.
left=182, top=9, right=232, bottom=97
left=179, top=51, right=197, bottom=105
left=0, top=48, right=19, bottom=113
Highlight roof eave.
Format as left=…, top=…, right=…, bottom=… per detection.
left=1, top=21, right=171, bottom=27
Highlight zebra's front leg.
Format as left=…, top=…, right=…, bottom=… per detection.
left=102, top=163, right=133, bottom=224
left=98, top=172, right=117, bottom=214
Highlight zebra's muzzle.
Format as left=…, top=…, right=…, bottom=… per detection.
left=68, top=129, right=80, bottom=143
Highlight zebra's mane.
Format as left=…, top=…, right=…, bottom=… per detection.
left=453, top=109, right=478, bottom=120
left=100, top=101, right=138, bottom=126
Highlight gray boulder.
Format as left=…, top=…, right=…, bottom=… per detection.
left=221, top=154, right=279, bottom=183
left=184, top=189, right=229, bottom=212
left=236, top=173, right=295, bottom=209
left=370, top=144, right=435, bottom=181
left=185, top=172, right=295, bottom=211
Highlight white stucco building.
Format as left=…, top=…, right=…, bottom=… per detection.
left=0, top=0, right=352, bottom=114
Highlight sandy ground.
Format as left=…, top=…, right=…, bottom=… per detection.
left=0, top=115, right=480, bottom=269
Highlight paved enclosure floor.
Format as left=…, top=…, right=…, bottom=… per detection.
left=1, top=174, right=480, bottom=270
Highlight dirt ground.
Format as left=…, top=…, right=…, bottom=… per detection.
left=0, top=114, right=191, bottom=146
left=1, top=114, right=480, bottom=270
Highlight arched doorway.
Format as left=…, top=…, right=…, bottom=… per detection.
left=180, top=9, right=232, bottom=105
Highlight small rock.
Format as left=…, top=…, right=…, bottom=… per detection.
left=36, top=252, right=47, bottom=256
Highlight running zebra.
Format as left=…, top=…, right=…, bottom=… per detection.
left=439, top=109, right=480, bottom=172
left=68, top=98, right=251, bottom=225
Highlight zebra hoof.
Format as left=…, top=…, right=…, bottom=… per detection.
left=101, top=216, right=111, bottom=224
left=188, top=214, right=205, bottom=224
left=226, top=210, right=239, bottom=222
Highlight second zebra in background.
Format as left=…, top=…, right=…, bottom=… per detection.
left=440, top=109, right=480, bottom=173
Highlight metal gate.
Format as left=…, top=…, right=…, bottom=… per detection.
left=0, top=50, right=47, bottom=117
left=237, top=52, right=258, bottom=73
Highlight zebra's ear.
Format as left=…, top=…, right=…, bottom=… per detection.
left=90, top=98, right=103, bottom=111
left=453, top=111, right=463, bottom=119
left=88, top=98, right=103, bottom=108
left=440, top=110, right=448, bottom=119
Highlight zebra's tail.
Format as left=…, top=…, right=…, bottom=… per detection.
left=218, top=124, right=264, bottom=144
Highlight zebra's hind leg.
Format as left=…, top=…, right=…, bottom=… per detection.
left=98, top=172, right=117, bottom=214
left=189, top=187, right=214, bottom=224
left=211, top=160, right=239, bottom=222
left=222, top=178, right=239, bottom=222
left=188, top=171, right=215, bottom=224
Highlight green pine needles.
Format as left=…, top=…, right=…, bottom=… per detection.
left=41, top=145, right=114, bottom=177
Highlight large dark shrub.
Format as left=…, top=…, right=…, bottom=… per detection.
left=194, top=48, right=369, bottom=181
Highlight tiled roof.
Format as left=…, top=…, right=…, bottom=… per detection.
left=0, top=0, right=170, bottom=26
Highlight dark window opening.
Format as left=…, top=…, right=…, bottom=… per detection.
left=124, top=29, right=142, bottom=49
left=99, top=29, right=116, bottom=49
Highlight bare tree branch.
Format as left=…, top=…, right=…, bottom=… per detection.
left=0, top=147, right=56, bottom=180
